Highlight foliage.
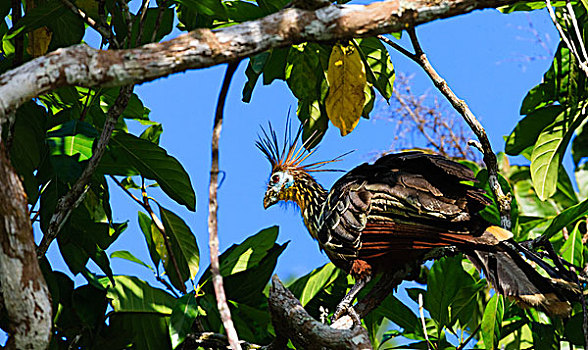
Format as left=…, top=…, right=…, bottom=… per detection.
left=1, top=0, right=588, bottom=348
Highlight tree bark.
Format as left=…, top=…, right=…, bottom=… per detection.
left=0, top=0, right=519, bottom=120
left=0, top=144, right=52, bottom=349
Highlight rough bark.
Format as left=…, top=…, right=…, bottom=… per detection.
left=0, top=143, right=52, bottom=349
left=0, top=0, right=519, bottom=120
left=268, top=275, right=372, bottom=350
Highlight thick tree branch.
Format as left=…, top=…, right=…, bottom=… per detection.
left=209, top=61, right=242, bottom=350
left=381, top=29, right=512, bottom=229
left=36, top=85, right=133, bottom=258
left=0, top=0, right=520, bottom=120
left=0, top=144, right=52, bottom=349
left=268, top=275, right=372, bottom=350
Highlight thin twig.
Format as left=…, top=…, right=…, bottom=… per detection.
left=419, top=293, right=433, bottom=350
left=382, top=29, right=512, bottom=229
left=37, top=85, right=133, bottom=258
left=209, top=60, right=242, bottom=350
left=455, top=323, right=481, bottom=350
left=58, top=0, right=119, bottom=47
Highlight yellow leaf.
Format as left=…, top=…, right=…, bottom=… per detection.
left=325, top=43, right=367, bottom=136
left=27, top=27, right=52, bottom=57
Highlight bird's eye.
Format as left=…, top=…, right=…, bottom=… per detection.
left=271, top=174, right=280, bottom=184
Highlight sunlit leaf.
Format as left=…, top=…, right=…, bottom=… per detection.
left=169, top=293, right=205, bottom=349
left=219, top=226, right=277, bottom=276
left=101, top=275, right=176, bottom=314
left=325, top=42, right=367, bottom=136
left=297, top=99, right=328, bottom=148
left=541, top=198, right=588, bottom=241
left=356, top=37, right=395, bottom=101
left=111, top=250, right=155, bottom=272
left=159, top=206, right=200, bottom=281
left=47, top=120, right=99, bottom=161
left=559, top=222, right=585, bottom=267
left=286, top=43, right=323, bottom=101
left=505, top=105, right=563, bottom=156
left=481, top=294, right=504, bottom=350
left=287, top=263, right=341, bottom=306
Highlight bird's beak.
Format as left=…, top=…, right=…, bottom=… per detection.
left=263, top=191, right=278, bottom=209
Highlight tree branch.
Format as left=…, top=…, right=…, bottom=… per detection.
left=382, top=28, right=512, bottom=229
left=209, top=61, right=242, bottom=350
left=36, top=85, right=133, bottom=258
left=0, top=143, right=52, bottom=349
left=268, top=275, right=372, bottom=350
left=0, top=0, right=521, bottom=120
left=58, top=0, right=119, bottom=47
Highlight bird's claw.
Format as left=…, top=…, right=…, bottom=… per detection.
left=331, top=301, right=361, bottom=326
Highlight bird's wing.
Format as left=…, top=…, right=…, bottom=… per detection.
left=318, top=152, right=493, bottom=260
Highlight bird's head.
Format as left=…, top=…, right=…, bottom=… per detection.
left=257, top=120, right=347, bottom=210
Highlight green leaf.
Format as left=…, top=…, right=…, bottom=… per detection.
left=72, top=285, right=108, bottom=328
left=426, top=255, right=483, bottom=329
left=101, top=275, right=176, bottom=314
left=111, top=250, right=155, bottom=272
left=108, top=313, right=172, bottom=350
left=572, top=121, right=588, bottom=165
left=218, top=226, right=277, bottom=276
left=481, top=294, right=504, bottom=350
left=130, top=8, right=174, bottom=46
left=47, top=120, right=99, bottom=161
left=371, top=293, right=420, bottom=335
left=101, top=89, right=150, bottom=120
left=169, top=293, right=205, bottom=349
left=564, top=312, right=586, bottom=345
left=287, top=263, right=341, bottom=306
left=263, top=47, right=289, bottom=85
left=138, top=211, right=162, bottom=269
left=297, top=99, right=328, bottom=149
left=505, top=105, right=563, bottom=156
left=286, top=43, right=322, bottom=100
left=576, top=163, right=588, bottom=200
left=532, top=322, right=558, bottom=350
left=141, top=123, right=163, bottom=144
left=99, top=131, right=196, bottom=211
left=530, top=104, right=588, bottom=200
left=559, top=222, right=585, bottom=266
left=174, top=0, right=227, bottom=18
left=242, top=52, right=270, bottom=103
left=356, top=37, right=395, bottom=100
left=159, top=206, right=200, bottom=282
left=224, top=1, right=265, bottom=23
left=541, top=198, right=588, bottom=241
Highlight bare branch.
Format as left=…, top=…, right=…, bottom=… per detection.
left=0, top=0, right=522, bottom=120
left=381, top=29, right=512, bottom=229
left=0, top=144, right=52, bottom=349
left=36, top=85, right=133, bottom=258
left=209, top=61, right=242, bottom=350
left=268, top=275, right=372, bottom=349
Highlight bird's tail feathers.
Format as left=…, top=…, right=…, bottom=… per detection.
left=464, top=226, right=580, bottom=317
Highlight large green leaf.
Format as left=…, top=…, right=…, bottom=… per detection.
left=426, top=255, right=483, bottom=329
left=531, top=322, right=558, bottom=350
left=242, top=52, right=270, bottom=103
left=111, top=250, right=155, bottom=272
left=481, top=294, right=504, bottom=350
left=559, top=222, right=584, bottom=267
left=108, top=313, right=172, bottom=350
left=263, top=47, right=289, bottom=85
left=286, top=43, right=323, bottom=100
left=297, top=99, right=328, bottom=148
left=138, top=211, right=162, bottom=269
left=101, top=275, right=176, bottom=314
left=541, top=198, right=588, bottom=241
left=159, top=206, right=200, bottom=283
left=287, top=263, right=341, bottom=306
left=47, top=120, right=99, bottom=161
left=505, top=105, right=563, bottom=156
left=218, top=226, right=278, bottom=277
left=100, top=88, right=151, bottom=120
left=356, top=37, right=395, bottom=101
left=99, top=131, right=196, bottom=211
left=173, top=0, right=227, bottom=19
left=169, top=293, right=205, bottom=349
left=530, top=103, right=588, bottom=200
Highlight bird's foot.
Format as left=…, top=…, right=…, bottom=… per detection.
left=331, top=301, right=361, bottom=326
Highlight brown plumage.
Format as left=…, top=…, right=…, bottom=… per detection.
left=258, top=123, right=579, bottom=319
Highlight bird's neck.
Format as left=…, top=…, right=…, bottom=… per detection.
left=292, top=173, right=328, bottom=240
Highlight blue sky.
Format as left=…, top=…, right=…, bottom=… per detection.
left=39, top=0, right=560, bottom=333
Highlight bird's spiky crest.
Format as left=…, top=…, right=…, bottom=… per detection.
left=256, top=118, right=349, bottom=173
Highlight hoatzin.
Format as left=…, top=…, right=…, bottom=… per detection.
left=257, top=123, right=579, bottom=321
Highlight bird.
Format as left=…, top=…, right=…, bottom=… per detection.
left=257, top=121, right=579, bottom=321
